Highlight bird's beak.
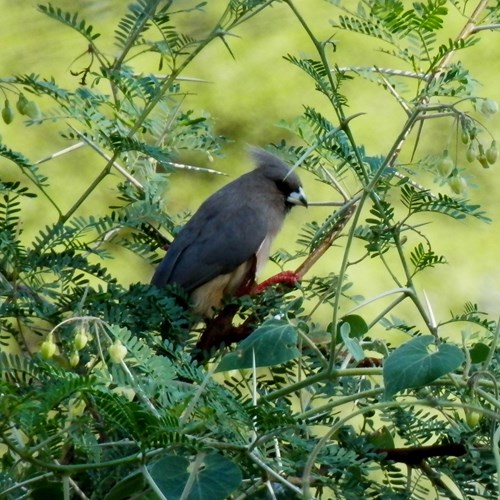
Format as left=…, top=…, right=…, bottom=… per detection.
left=287, top=187, right=308, bottom=207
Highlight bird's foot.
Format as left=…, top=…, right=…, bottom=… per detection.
left=252, top=271, right=300, bottom=294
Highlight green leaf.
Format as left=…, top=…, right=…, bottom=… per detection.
left=148, top=453, right=242, bottom=500
left=367, top=426, right=395, bottom=449
left=339, top=322, right=365, bottom=361
left=215, top=319, right=299, bottom=372
left=104, top=470, right=145, bottom=500
left=469, top=342, right=490, bottom=364
left=383, top=336, right=464, bottom=398
left=336, top=314, right=369, bottom=342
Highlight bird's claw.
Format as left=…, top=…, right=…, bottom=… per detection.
left=252, top=271, right=300, bottom=294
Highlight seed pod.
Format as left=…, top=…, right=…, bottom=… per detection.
left=466, top=143, right=477, bottom=163
left=437, top=151, right=454, bottom=177
left=108, top=339, right=127, bottom=363
left=477, top=144, right=490, bottom=169
left=448, top=175, right=467, bottom=195
left=40, top=335, right=57, bottom=359
left=74, top=327, right=89, bottom=350
left=24, top=100, right=41, bottom=120
left=486, top=141, right=498, bottom=165
left=2, top=99, right=14, bottom=124
left=461, top=129, right=469, bottom=144
left=16, top=94, right=29, bottom=114
left=69, top=351, right=80, bottom=367
left=465, top=399, right=483, bottom=428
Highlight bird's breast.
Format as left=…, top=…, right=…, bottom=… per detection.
left=190, top=259, right=253, bottom=317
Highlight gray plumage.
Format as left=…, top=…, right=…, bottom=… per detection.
left=151, top=148, right=307, bottom=316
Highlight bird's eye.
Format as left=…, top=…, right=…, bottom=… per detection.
left=275, top=180, right=291, bottom=196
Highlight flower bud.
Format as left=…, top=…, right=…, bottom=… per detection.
left=108, top=340, right=127, bottom=363
left=480, top=98, right=498, bottom=117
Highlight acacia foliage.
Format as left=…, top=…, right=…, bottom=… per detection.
left=1, top=1, right=500, bottom=499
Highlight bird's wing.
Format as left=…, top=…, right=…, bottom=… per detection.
left=151, top=203, right=268, bottom=293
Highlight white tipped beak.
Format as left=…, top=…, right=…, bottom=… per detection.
left=287, top=187, right=308, bottom=207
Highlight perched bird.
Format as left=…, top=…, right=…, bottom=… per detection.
left=151, top=148, right=307, bottom=317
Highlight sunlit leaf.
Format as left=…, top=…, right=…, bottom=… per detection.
left=384, top=336, right=464, bottom=397
left=215, top=319, right=299, bottom=372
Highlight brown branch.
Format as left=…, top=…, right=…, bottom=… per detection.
left=376, top=443, right=467, bottom=465
left=295, top=202, right=357, bottom=279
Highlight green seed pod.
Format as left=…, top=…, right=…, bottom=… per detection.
left=437, top=151, right=454, bottom=177
left=464, top=398, right=484, bottom=428
left=461, top=129, right=469, bottom=144
left=74, top=327, right=89, bottom=350
left=449, top=175, right=467, bottom=195
left=40, top=335, right=57, bottom=359
left=466, top=143, right=477, bottom=163
left=24, top=100, right=41, bottom=120
left=69, top=351, right=80, bottom=368
left=477, top=144, right=490, bottom=169
left=16, top=93, right=29, bottom=114
left=2, top=99, right=14, bottom=124
left=486, top=141, right=498, bottom=165
left=108, top=340, right=127, bottom=364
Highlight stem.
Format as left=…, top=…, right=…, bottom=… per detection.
left=142, top=464, right=168, bottom=500
left=259, top=367, right=382, bottom=404
left=112, top=0, right=163, bottom=71
left=246, top=451, right=304, bottom=496
left=2, top=434, right=141, bottom=473
left=58, top=159, right=115, bottom=223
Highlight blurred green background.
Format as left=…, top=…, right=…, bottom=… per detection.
left=2, top=0, right=500, bottom=336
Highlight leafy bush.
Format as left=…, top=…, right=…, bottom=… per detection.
left=1, top=1, right=499, bottom=498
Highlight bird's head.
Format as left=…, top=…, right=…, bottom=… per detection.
left=249, top=147, right=308, bottom=210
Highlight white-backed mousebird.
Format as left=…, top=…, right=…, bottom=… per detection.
left=151, top=148, right=307, bottom=317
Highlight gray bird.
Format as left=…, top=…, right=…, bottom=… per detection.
left=151, top=148, right=307, bottom=317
